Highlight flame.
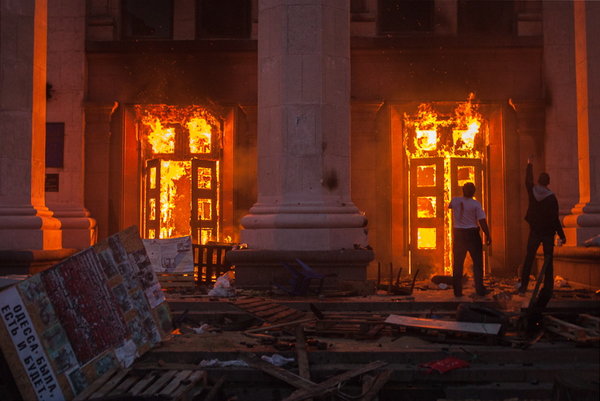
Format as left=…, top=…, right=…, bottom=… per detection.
left=416, top=165, right=436, bottom=187
left=405, top=94, right=485, bottom=274
left=417, top=196, right=436, bottom=218
left=136, top=105, right=221, bottom=157
left=137, top=105, right=223, bottom=242
left=443, top=158, right=452, bottom=272
left=159, top=160, right=191, bottom=239
left=146, top=119, right=176, bottom=154
left=417, top=228, right=436, bottom=249
left=197, top=168, right=212, bottom=189
left=452, top=93, right=482, bottom=152
left=457, top=166, right=475, bottom=187
left=188, top=118, right=212, bottom=153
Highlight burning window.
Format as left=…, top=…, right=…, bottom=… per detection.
left=136, top=105, right=222, bottom=244
left=188, top=118, right=213, bottom=154
left=416, top=130, right=437, bottom=151
left=417, top=228, right=436, bottom=249
left=417, top=196, right=437, bottom=218
left=197, top=168, right=212, bottom=189
left=457, top=166, right=475, bottom=188
left=417, top=165, right=436, bottom=187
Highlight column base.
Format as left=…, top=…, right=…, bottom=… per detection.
left=0, top=206, right=62, bottom=250
left=227, top=248, right=374, bottom=290
left=241, top=227, right=368, bottom=251
left=563, top=203, right=600, bottom=246
left=563, top=227, right=600, bottom=247
left=51, top=208, right=97, bottom=249
left=535, top=246, right=600, bottom=287
left=0, top=248, right=78, bottom=275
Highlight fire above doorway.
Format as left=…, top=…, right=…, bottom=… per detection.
left=404, top=94, right=488, bottom=276
left=135, top=105, right=223, bottom=244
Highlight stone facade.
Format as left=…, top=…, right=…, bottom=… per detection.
left=0, top=0, right=597, bottom=283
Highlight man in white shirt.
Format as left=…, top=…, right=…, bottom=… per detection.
left=448, top=182, right=491, bottom=297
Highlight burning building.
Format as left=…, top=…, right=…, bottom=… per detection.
left=0, top=0, right=598, bottom=286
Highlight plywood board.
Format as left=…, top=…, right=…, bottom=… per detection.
left=385, top=314, right=501, bottom=335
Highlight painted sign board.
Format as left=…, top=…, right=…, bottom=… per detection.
left=0, top=226, right=172, bottom=401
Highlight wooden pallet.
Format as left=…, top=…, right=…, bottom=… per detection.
left=194, top=244, right=233, bottom=284
left=73, top=367, right=207, bottom=400
left=543, top=315, right=600, bottom=344
left=305, top=312, right=392, bottom=339
left=231, top=297, right=307, bottom=324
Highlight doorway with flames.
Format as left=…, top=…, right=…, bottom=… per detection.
left=135, top=105, right=224, bottom=244
left=403, top=97, right=489, bottom=277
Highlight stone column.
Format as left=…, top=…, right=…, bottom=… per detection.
left=84, top=102, right=117, bottom=242
left=0, top=0, right=62, bottom=251
left=563, top=0, right=600, bottom=245
left=231, top=0, right=373, bottom=288
left=46, top=0, right=96, bottom=249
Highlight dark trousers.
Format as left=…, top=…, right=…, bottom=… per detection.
left=520, top=230, right=555, bottom=309
left=452, top=228, right=485, bottom=296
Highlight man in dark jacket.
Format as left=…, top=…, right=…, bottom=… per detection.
left=519, top=159, right=566, bottom=309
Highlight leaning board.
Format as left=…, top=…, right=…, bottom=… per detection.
left=0, top=226, right=172, bottom=401
left=385, top=314, right=501, bottom=335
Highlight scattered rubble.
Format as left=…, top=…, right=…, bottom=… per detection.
left=1, top=249, right=599, bottom=400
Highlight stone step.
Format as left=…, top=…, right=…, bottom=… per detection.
left=146, top=335, right=600, bottom=365
left=166, top=295, right=599, bottom=315
left=443, top=382, right=554, bottom=400
left=168, top=362, right=597, bottom=385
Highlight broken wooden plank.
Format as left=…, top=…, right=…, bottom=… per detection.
left=254, top=305, right=290, bottom=318
left=232, top=298, right=269, bottom=306
left=142, top=370, right=178, bottom=396
left=243, top=354, right=313, bottom=390
left=159, top=370, right=193, bottom=395
left=72, top=367, right=121, bottom=401
left=295, top=325, right=310, bottom=382
left=170, top=370, right=206, bottom=401
left=267, top=308, right=304, bottom=322
left=128, top=371, right=159, bottom=395
left=282, top=360, right=388, bottom=401
left=364, top=324, right=385, bottom=339
left=133, top=362, right=204, bottom=370
left=357, top=369, right=393, bottom=401
left=385, top=314, right=501, bottom=335
left=202, top=375, right=226, bottom=401
left=89, top=368, right=132, bottom=399
left=108, top=375, right=139, bottom=396
left=543, top=315, right=599, bottom=343
left=244, top=318, right=316, bottom=334
left=579, top=314, right=600, bottom=332
left=246, top=303, right=284, bottom=313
